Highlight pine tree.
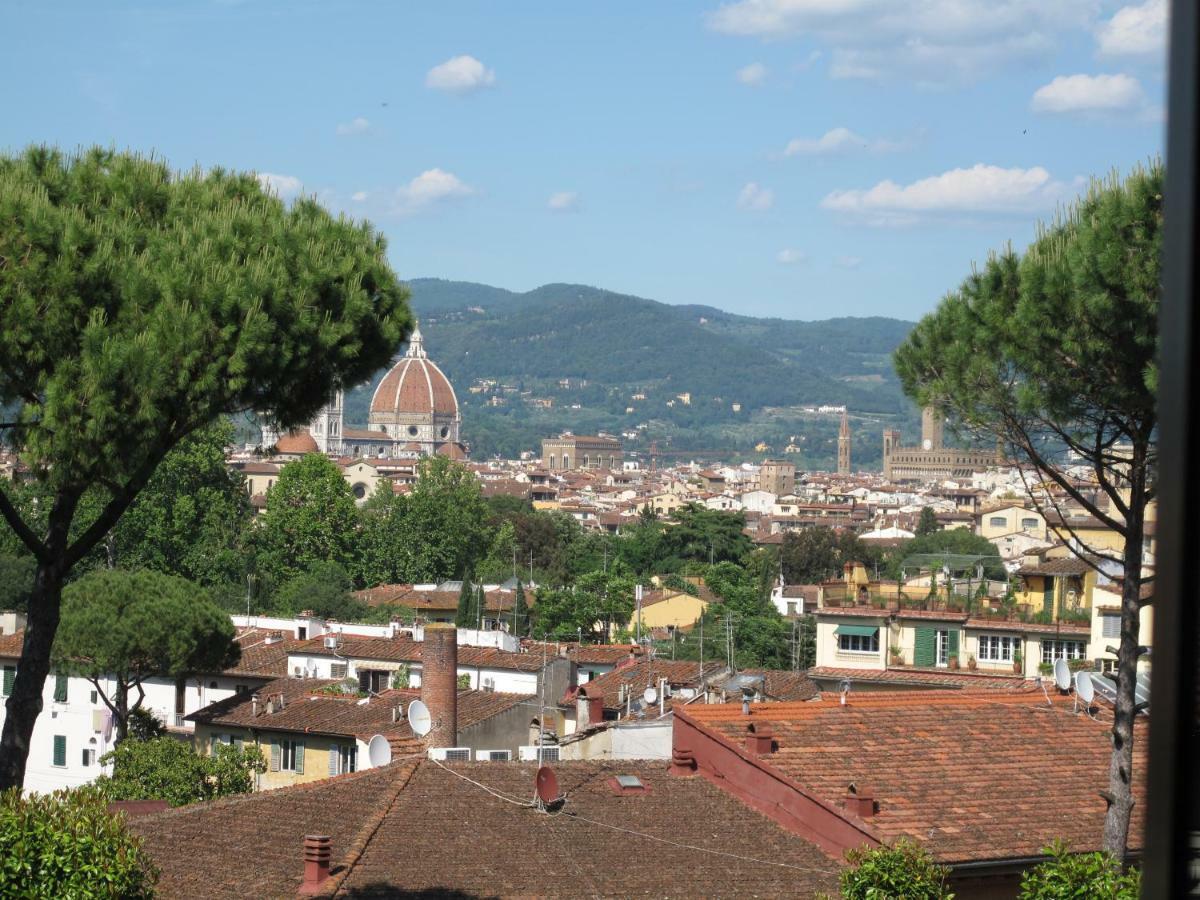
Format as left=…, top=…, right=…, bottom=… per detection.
left=0, top=146, right=410, bottom=789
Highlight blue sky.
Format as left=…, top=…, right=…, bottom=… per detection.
left=1, top=1, right=1167, bottom=321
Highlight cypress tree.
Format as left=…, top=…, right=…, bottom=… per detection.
left=455, top=574, right=474, bottom=628
left=512, top=581, right=528, bottom=637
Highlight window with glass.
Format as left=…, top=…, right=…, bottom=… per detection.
left=837, top=630, right=879, bottom=653
left=279, top=738, right=304, bottom=773
left=1041, top=640, right=1086, bottom=663
left=989, top=516, right=1007, bottom=527
left=331, top=744, right=357, bottom=775
left=1101, top=614, right=1120, bottom=638
left=977, top=634, right=1018, bottom=662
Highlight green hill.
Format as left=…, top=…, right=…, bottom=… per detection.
left=344, top=279, right=918, bottom=467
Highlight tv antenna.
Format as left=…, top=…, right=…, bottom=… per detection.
left=367, top=734, right=393, bottom=768
left=407, top=700, right=432, bottom=737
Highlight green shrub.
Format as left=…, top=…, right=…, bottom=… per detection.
left=97, top=736, right=265, bottom=807
left=1018, top=840, right=1140, bottom=899
left=0, top=786, right=157, bottom=898
left=840, top=838, right=953, bottom=899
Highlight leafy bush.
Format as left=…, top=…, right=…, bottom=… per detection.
left=840, top=838, right=953, bottom=899
left=97, top=736, right=265, bottom=807
left=1018, top=841, right=1140, bottom=899
left=0, top=785, right=157, bottom=898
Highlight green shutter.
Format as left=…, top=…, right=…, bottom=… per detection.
left=52, top=735, right=66, bottom=768
left=835, top=624, right=880, bottom=637
left=2, top=666, right=14, bottom=696
left=914, top=628, right=936, bottom=667
left=948, top=630, right=960, bottom=658
left=269, top=740, right=280, bottom=772
left=54, top=673, right=68, bottom=703
left=294, top=741, right=305, bottom=775
left=329, top=745, right=340, bottom=777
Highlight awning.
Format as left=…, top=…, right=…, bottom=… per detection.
left=835, top=624, right=880, bottom=638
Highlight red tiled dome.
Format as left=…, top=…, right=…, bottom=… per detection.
left=274, top=429, right=319, bottom=454
left=369, top=356, right=459, bottom=419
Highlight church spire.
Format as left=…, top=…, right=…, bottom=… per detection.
left=405, top=320, right=427, bottom=359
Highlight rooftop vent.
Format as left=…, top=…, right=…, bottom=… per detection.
left=609, top=774, right=650, bottom=795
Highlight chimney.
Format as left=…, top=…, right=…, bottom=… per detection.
left=844, top=783, right=876, bottom=818
left=420, top=623, right=458, bottom=747
left=745, top=722, right=774, bottom=756
left=298, top=834, right=331, bottom=895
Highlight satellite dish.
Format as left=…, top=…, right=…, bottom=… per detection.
left=1053, top=658, right=1071, bottom=691
left=1076, top=671, right=1095, bottom=705
left=367, top=734, right=393, bottom=768
left=643, top=686, right=658, bottom=705
left=408, top=699, right=432, bottom=737
left=535, top=765, right=559, bottom=805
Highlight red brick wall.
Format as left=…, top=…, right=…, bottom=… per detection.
left=421, top=624, right=458, bottom=747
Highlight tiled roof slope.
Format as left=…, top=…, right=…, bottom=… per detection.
left=0, top=630, right=23, bottom=658
left=223, top=631, right=302, bottom=678
left=583, top=658, right=726, bottom=710
left=288, top=635, right=548, bottom=671
left=131, top=760, right=839, bottom=898
left=680, top=692, right=1146, bottom=864
left=808, top=666, right=1026, bottom=690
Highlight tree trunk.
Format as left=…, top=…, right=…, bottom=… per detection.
left=113, top=678, right=129, bottom=745
left=0, top=561, right=64, bottom=790
left=1101, top=485, right=1146, bottom=856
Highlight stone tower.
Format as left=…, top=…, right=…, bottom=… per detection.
left=310, top=390, right=344, bottom=455
left=837, top=410, right=851, bottom=475
left=920, top=406, right=944, bottom=451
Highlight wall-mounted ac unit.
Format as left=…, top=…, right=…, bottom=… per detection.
left=481, top=677, right=495, bottom=692
left=518, top=745, right=560, bottom=762
left=477, top=749, right=511, bottom=761
left=428, top=747, right=472, bottom=761
left=323, top=636, right=339, bottom=650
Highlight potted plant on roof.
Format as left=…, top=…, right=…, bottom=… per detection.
left=948, top=653, right=960, bottom=670
left=889, top=644, right=904, bottom=667
left=967, top=654, right=977, bottom=671
left=1012, top=649, right=1023, bottom=674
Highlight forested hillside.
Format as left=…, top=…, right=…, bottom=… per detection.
left=345, top=279, right=919, bottom=466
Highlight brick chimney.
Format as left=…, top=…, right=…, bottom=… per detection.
left=297, top=834, right=331, bottom=895
left=844, top=783, right=876, bottom=818
left=421, top=623, right=458, bottom=747
left=744, top=722, right=774, bottom=756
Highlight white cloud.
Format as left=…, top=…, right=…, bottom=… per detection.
left=821, top=163, right=1067, bottom=225
left=547, top=191, right=580, bottom=212
left=835, top=255, right=863, bottom=268
left=425, top=55, right=496, bottom=93
left=336, top=116, right=371, bottom=136
left=1031, top=73, right=1145, bottom=114
left=705, top=0, right=1095, bottom=84
left=351, top=191, right=369, bottom=202
left=777, top=248, right=806, bottom=264
left=1097, top=0, right=1166, bottom=58
left=393, top=169, right=474, bottom=215
left=736, top=62, right=768, bottom=85
left=256, top=172, right=303, bottom=200
left=783, top=126, right=902, bottom=156
left=738, top=182, right=775, bottom=211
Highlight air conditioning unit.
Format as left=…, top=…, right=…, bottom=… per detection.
left=477, top=749, right=511, bottom=761
left=481, top=677, right=495, bottom=692
left=518, top=745, right=560, bottom=762
left=428, top=747, right=472, bottom=761
left=323, top=636, right=339, bottom=650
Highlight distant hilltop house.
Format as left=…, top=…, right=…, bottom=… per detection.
left=541, top=434, right=623, bottom=472
left=261, top=323, right=466, bottom=462
left=882, top=405, right=1001, bottom=482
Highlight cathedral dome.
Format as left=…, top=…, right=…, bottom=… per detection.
left=368, top=324, right=460, bottom=421
left=274, top=429, right=319, bottom=454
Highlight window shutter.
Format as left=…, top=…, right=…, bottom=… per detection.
left=269, top=740, right=280, bottom=772
left=913, top=628, right=936, bottom=667
left=358, top=670, right=370, bottom=694
left=329, top=745, right=340, bottom=776
left=53, top=673, right=68, bottom=703
left=52, top=735, right=66, bottom=768
left=2, top=666, right=13, bottom=696
left=234, top=737, right=244, bottom=751
left=294, top=741, right=305, bottom=775
left=948, top=630, right=960, bottom=658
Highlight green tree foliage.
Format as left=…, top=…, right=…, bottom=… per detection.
left=1017, top=841, right=1140, bottom=899
left=0, top=555, right=35, bottom=612
left=272, top=561, right=363, bottom=620
left=915, top=506, right=939, bottom=536
left=53, top=569, right=240, bottom=742
left=0, top=785, right=157, bottom=898
left=512, top=580, right=529, bottom=637
left=456, top=574, right=475, bottom=627
left=895, top=529, right=1005, bottom=580
left=0, top=145, right=410, bottom=789
left=839, top=838, right=953, bottom=900
left=674, top=562, right=793, bottom=669
left=781, top=527, right=869, bottom=584
left=533, top=568, right=635, bottom=642
left=657, top=504, right=751, bottom=568
left=260, top=454, right=359, bottom=583
left=893, top=164, right=1160, bottom=855
left=109, top=420, right=251, bottom=586
left=97, top=737, right=266, bottom=808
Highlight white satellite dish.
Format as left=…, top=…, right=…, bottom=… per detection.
left=1053, top=658, right=1071, bottom=691
left=367, top=734, right=393, bottom=768
left=642, top=686, right=658, bottom=705
left=1075, top=671, right=1095, bottom=705
left=408, top=699, right=432, bottom=737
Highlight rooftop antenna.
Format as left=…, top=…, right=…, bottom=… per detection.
left=367, top=734, right=393, bottom=768
left=1053, top=658, right=1072, bottom=692
left=839, top=678, right=851, bottom=706
left=642, top=684, right=658, bottom=707
left=407, top=699, right=432, bottom=737
left=1035, top=675, right=1053, bottom=707
left=1074, top=670, right=1095, bottom=715
left=534, top=765, right=559, bottom=811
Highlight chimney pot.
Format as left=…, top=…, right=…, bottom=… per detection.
left=845, top=784, right=877, bottom=818
left=745, top=722, right=774, bottom=756
left=420, top=623, right=458, bottom=747
left=298, top=834, right=331, bottom=895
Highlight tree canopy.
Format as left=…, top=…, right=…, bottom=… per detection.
left=260, top=453, right=359, bottom=583
left=54, top=569, right=240, bottom=742
left=98, top=737, right=266, bottom=808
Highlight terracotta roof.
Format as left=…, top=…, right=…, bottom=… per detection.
left=288, top=635, right=548, bottom=672
left=781, top=585, right=820, bottom=600
left=223, top=631, right=302, bottom=678
left=713, top=668, right=820, bottom=702
left=131, top=759, right=839, bottom=898
left=583, top=658, right=725, bottom=710
left=1018, top=557, right=1091, bottom=577
left=274, top=430, right=319, bottom=454
left=341, top=428, right=391, bottom=441
left=808, top=666, right=1027, bottom=690
left=678, top=692, right=1146, bottom=864
left=0, top=630, right=23, bottom=658
left=566, top=644, right=644, bottom=666
left=369, top=355, right=458, bottom=419
left=354, top=587, right=526, bottom=613
left=964, top=617, right=1091, bottom=636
